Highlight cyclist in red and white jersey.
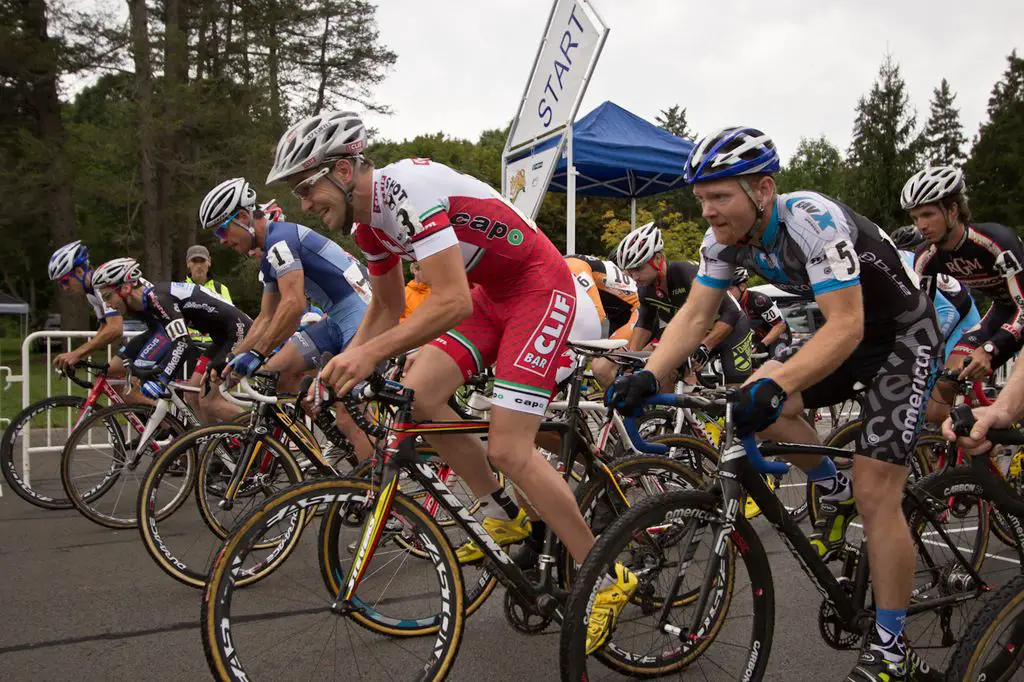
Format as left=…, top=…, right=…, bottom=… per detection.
left=266, top=111, right=635, bottom=640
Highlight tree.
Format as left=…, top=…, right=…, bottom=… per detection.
left=601, top=203, right=706, bottom=262
left=846, top=54, right=921, bottom=229
left=655, top=104, right=693, bottom=140
left=776, top=136, right=846, bottom=198
left=965, top=50, right=1024, bottom=228
left=920, top=78, right=967, bottom=167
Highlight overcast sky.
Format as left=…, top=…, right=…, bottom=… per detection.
left=363, top=0, right=1020, bottom=162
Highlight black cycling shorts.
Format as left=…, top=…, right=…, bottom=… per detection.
left=116, top=330, right=200, bottom=381
left=713, top=328, right=754, bottom=385
left=954, top=301, right=1023, bottom=369
left=801, top=299, right=942, bottom=465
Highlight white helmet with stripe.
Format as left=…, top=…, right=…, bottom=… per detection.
left=615, top=222, right=664, bottom=270
left=92, top=258, right=144, bottom=289
left=199, top=178, right=257, bottom=228
left=266, top=110, right=366, bottom=186
left=900, top=166, right=966, bottom=210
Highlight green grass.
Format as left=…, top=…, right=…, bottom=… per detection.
left=0, top=351, right=96, bottom=426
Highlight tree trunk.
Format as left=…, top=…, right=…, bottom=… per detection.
left=129, top=0, right=162, bottom=280
left=268, top=21, right=282, bottom=129
left=23, top=0, right=88, bottom=330
left=313, top=13, right=330, bottom=114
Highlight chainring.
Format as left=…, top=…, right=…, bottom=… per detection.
left=818, top=600, right=860, bottom=650
left=503, top=588, right=553, bottom=634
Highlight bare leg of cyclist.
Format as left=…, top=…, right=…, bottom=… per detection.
left=403, top=346, right=503, bottom=498
left=853, top=456, right=913, bottom=609
left=199, top=373, right=244, bottom=423
left=263, top=343, right=306, bottom=393
left=336, top=410, right=374, bottom=462
left=487, top=405, right=594, bottom=563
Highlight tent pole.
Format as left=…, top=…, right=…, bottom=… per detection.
left=631, top=198, right=636, bottom=228
left=566, top=126, right=576, bottom=255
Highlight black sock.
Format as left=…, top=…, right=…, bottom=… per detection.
left=489, top=489, right=519, bottom=520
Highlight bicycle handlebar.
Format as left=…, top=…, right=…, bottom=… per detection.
left=236, top=376, right=278, bottom=404
left=60, top=360, right=110, bottom=389
left=620, top=392, right=789, bottom=476
left=218, top=381, right=252, bottom=408
left=950, top=404, right=1024, bottom=445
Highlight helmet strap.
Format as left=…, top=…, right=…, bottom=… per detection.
left=738, top=178, right=765, bottom=246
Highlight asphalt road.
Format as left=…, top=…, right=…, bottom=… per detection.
left=1, top=472, right=1021, bottom=681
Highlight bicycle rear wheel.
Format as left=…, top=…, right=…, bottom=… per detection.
left=137, top=423, right=303, bottom=588
left=60, top=403, right=190, bottom=529
left=204, top=478, right=464, bottom=680
left=1, top=395, right=86, bottom=509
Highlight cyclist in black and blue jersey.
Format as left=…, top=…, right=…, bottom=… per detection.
left=607, top=127, right=942, bottom=682
left=197, top=177, right=373, bottom=460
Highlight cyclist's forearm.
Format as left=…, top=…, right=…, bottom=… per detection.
left=995, top=359, right=1024, bottom=421
left=253, top=298, right=304, bottom=355
left=348, top=299, right=401, bottom=350
left=646, top=309, right=713, bottom=383
left=234, top=315, right=268, bottom=355
left=700, top=321, right=732, bottom=350
left=762, top=322, right=787, bottom=346
left=77, top=320, right=122, bottom=357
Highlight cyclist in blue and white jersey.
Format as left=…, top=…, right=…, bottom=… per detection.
left=606, top=127, right=942, bottom=682
left=197, top=177, right=373, bottom=459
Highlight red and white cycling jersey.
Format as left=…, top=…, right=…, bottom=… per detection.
left=352, top=158, right=547, bottom=290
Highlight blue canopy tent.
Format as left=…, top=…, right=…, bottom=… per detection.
left=533, top=100, right=695, bottom=228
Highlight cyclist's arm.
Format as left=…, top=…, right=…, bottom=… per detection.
left=761, top=320, right=788, bottom=346
left=769, top=286, right=863, bottom=393
left=645, top=282, right=726, bottom=383
left=701, top=295, right=739, bottom=348
left=627, top=325, right=653, bottom=351
left=74, top=315, right=124, bottom=359
left=989, top=270, right=1024, bottom=357
left=348, top=264, right=407, bottom=348
left=250, top=269, right=304, bottom=355
left=992, top=357, right=1024, bottom=421
left=233, top=291, right=277, bottom=355
left=361, top=246, right=472, bottom=363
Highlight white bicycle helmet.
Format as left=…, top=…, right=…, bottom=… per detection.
left=48, top=240, right=89, bottom=280
left=615, top=222, right=664, bottom=270
left=199, top=178, right=258, bottom=228
left=92, top=258, right=144, bottom=289
left=266, top=110, right=367, bottom=185
left=900, top=166, right=966, bottom=210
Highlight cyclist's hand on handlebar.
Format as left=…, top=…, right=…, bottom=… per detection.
left=958, top=348, right=992, bottom=381
left=53, top=350, right=81, bottom=371
left=605, top=369, right=658, bottom=413
left=941, top=404, right=1015, bottom=455
left=320, top=346, right=378, bottom=397
left=227, top=350, right=267, bottom=378
left=731, top=378, right=787, bottom=437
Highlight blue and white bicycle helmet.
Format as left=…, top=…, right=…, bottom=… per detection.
left=48, top=240, right=90, bottom=281
left=683, top=127, right=780, bottom=184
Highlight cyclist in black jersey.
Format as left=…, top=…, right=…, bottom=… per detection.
left=902, top=166, right=1024, bottom=384
left=92, top=258, right=252, bottom=422
left=728, top=267, right=791, bottom=359
left=615, top=223, right=753, bottom=385
left=608, top=128, right=941, bottom=682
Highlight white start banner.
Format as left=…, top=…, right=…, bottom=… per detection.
left=503, top=140, right=565, bottom=221
left=504, top=0, right=608, bottom=153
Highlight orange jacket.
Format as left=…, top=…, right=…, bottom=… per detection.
left=401, top=281, right=431, bottom=321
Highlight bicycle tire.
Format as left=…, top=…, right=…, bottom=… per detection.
left=1, top=395, right=86, bottom=509
left=137, top=423, right=303, bottom=588
left=559, top=489, right=775, bottom=680
left=60, top=403, right=190, bottom=529
left=945, top=574, right=1024, bottom=681
left=204, top=478, right=464, bottom=680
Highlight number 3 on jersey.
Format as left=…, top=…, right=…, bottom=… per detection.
left=824, top=239, right=859, bottom=281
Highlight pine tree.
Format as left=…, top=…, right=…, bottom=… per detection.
left=847, top=53, right=921, bottom=229
left=656, top=104, right=693, bottom=139
left=776, top=136, right=846, bottom=198
left=920, top=78, right=967, bottom=167
left=965, top=50, right=1024, bottom=227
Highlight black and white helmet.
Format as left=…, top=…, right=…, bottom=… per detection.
left=266, top=110, right=367, bottom=185
left=900, top=166, right=965, bottom=210
left=48, top=240, right=89, bottom=280
left=732, top=267, right=750, bottom=286
left=198, top=178, right=257, bottom=228
left=92, top=258, right=144, bottom=289
left=615, top=222, right=664, bottom=270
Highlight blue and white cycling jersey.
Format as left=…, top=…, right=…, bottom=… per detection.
left=259, top=221, right=370, bottom=321
left=898, top=250, right=981, bottom=360
left=697, top=191, right=932, bottom=336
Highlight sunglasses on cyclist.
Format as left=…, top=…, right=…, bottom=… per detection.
left=291, top=166, right=331, bottom=201
left=214, top=210, right=240, bottom=240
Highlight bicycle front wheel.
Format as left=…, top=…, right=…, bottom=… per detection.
left=560, top=489, right=774, bottom=680
left=60, top=403, right=190, bottom=529
left=137, top=423, right=303, bottom=588
left=204, top=478, right=464, bottom=681
left=946, top=574, right=1024, bottom=681
left=1, top=395, right=86, bottom=509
